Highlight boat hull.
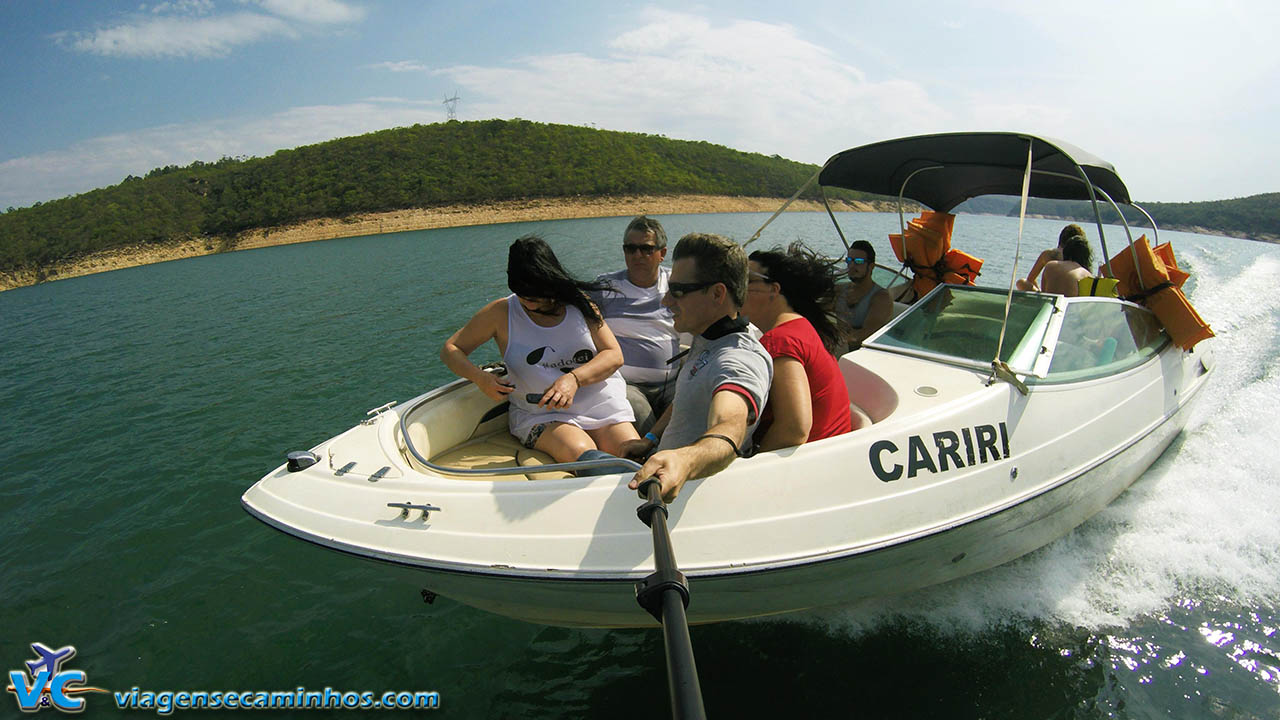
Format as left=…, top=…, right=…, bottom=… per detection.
left=243, top=343, right=1207, bottom=627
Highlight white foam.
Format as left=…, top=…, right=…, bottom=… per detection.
left=787, top=246, right=1280, bottom=635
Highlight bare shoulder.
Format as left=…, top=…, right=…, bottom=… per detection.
left=1041, top=259, right=1066, bottom=277
left=469, top=297, right=510, bottom=327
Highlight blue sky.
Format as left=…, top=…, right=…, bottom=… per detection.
left=2, top=0, right=1277, bottom=209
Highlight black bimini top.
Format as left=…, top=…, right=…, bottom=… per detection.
left=818, top=132, right=1130, bottom=212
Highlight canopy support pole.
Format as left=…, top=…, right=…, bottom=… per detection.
left=820, top=186, right=852, bottom=255
left=990, top=138, right=1035, bottom=391
left=744, top=166, right=822, bottom=249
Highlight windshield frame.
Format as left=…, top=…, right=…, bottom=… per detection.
left=862, top=284, right=1067, bottom=377
left=1031, top=295, right=1171, bottom=384
left=863, top=285, right=1170, bottom=381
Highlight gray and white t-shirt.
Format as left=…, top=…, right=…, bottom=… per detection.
left=591, top=268, right=683, bottom=385
left=659, top=327, right=773, bottom=452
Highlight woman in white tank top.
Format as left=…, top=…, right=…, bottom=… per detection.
left=441, top=236, right=638, bottom=465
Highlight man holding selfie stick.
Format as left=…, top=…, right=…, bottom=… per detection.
left=621, top=233, right=773, bottom=503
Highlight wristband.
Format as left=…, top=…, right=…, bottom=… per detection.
left=697, top=433, right=742, bottom=457
left=568, top=369, right=581, bottom=386
left=644, top=432, right=659, bottom=444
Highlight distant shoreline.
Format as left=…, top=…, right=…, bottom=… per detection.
left=3, top=194, right=1269, bottom=294
left=0, top=194, right=891, bottom=293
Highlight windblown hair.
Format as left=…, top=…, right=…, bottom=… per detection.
left=849, top=239, right=876, bottom=266
left=671, top=233, right=749, bottom=307
left=624, top=215, right=668, bottom=248
left=506, top=235, right=609, bottom=325
left=1059, top=224, right=1086, bottom=245
left=749, top=242, right=846, bottom=354
left=1060, top=236, right=1093, bottom=269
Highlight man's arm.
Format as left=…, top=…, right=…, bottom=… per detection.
left=628, top=390, right=750, bottom=502
left=618, top=392, right=675, bottom=459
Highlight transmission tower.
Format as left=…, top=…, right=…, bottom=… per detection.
left=443, top=92, right=460, bottom=121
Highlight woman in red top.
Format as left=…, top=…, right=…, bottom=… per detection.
left=744, top=242, right=852, bottom=451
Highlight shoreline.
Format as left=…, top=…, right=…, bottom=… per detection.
left=0, top=194, right=890, bottom=293
left=4, top=195, right=1269, bottom=293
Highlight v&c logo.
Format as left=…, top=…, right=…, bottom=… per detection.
left=6, top=643, right=108, bottom=714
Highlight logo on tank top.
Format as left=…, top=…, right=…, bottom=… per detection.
left=525, top=346, right=595, bottom=371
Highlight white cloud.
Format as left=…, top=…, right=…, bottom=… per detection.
left=365, top=60, right=430, bottom=73
left=434, top=6, right=1277, bottom=200
left=253, top=0, right=366, bottom=24
left=927, top=0, right=1280, bottom=199
left=57, top=0, right=363, bottom=58
left=0, top=100, right=444, bottom=208
left=62, top=12, right=292, bottom=58
left=16, top=6, right=1274, bottom=207
left=148, top=1, right=216, bottom=15
left=440, top=9, right=946, bottom=165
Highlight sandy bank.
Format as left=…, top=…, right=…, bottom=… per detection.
left=0, top=194, right=891, bottom=293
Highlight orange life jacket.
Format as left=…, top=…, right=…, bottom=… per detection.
left=888, top=211, right=983, bottom=298
left=1104, top=235, right=1213, bottom=350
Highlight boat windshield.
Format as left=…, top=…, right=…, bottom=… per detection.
left=867, top=285, right=1056, bottom=375
left=1036, top=298, right=1167, bottom=383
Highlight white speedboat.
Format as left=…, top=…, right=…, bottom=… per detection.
left=242, top=133, right=1213, bottom=627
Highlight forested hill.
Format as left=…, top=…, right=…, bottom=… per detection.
left=1141, top=194, right=1279, bottom=239
left=0, top=119, right=877, bottom=274
left=954, top=193, right=1279, bottom=241
left=3, top=120, right=1274, bottom=274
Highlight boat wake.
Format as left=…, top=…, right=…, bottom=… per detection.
left=788, top=249, right=1280, bottom=634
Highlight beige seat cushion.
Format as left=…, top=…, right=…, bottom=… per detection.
left=430, top=430, right=570, bottom=480
left=849, top=403, right=874, bottom=431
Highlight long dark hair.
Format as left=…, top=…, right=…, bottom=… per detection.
left=748, top=241, right=845, bottom=354
left=1061, top=236, right=1093, bottom=268
left=507, top=235, right=609, bottom=325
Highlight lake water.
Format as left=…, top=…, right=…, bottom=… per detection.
left=2, top=212, right=1277, bottom=718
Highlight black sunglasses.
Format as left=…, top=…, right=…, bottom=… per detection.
left=623, top=243, right=661, bottom=255
left=667, top=280, right=717, bottom=298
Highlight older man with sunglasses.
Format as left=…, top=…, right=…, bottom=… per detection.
left=833, top=240, right=893, bottom=350
left=590, top=216, right=683, bottom=434
left=622, top=233, right=773, bottom=503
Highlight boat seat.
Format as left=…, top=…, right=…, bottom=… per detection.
left=429, top=430, right=571, bottom=481
left=849, top=402, right=874, bottom=431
